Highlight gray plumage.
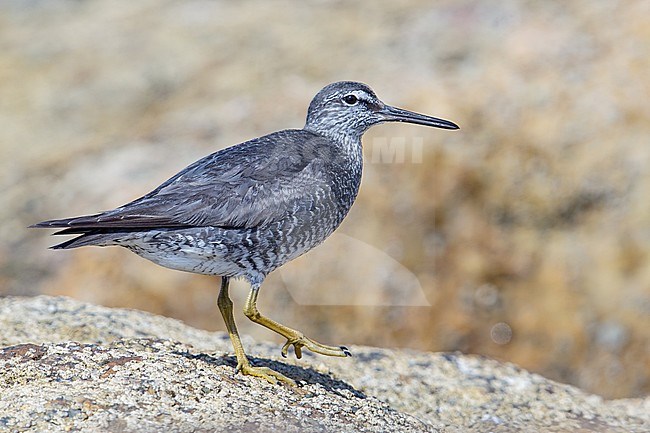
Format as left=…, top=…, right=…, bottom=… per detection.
left=32, top=81, right=458, bottom=288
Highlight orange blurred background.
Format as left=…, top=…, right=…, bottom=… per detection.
left=1, top=1, right=649, bottom=399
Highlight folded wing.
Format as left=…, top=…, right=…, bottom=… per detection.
left=32, top=130, right=333, bottom=233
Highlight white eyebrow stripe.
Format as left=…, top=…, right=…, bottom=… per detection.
left=343, top=90, right=371, bottom=102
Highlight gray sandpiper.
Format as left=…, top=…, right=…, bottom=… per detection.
left=31, top=81, right=459, bottom=385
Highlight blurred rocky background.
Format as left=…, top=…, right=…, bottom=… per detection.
left=1, top=0, right=648, bottom=399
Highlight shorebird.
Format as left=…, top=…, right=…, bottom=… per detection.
left=32, top=81, right=458, bottom=385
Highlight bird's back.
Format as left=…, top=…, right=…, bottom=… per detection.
left=33, top=129, right=363, bottom=279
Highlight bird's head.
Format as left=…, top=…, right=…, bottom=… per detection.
left=304, top=81, right=458, bottom=140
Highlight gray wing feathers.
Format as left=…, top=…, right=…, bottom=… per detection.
left=32, top=130, right=332, bottom=231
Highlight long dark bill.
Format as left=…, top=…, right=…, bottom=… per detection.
left=380, top=105, right=459, bottom=130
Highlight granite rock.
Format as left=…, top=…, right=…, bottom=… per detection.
left=0, top=296, right=648, bottom=433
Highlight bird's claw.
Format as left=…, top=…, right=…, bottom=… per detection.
left=236, top=361, right=296, bottom=386
left=280, top=334, right=352, bottom=359
left=281, top=339, right=302, bottom=358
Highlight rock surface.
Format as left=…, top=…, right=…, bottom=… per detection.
left=0, top=296, right=647, bottom=433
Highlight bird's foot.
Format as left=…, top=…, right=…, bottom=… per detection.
left=236, top=360, right=296, bottom=386
left=280, top=333, right=352, bottom=359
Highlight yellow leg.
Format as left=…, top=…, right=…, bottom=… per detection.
left=216, top=277, right=294, bottom=385
left=243, top=285, right=352, bottom=359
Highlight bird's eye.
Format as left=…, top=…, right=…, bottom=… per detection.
left=342, top=94, right=359, bottom=105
